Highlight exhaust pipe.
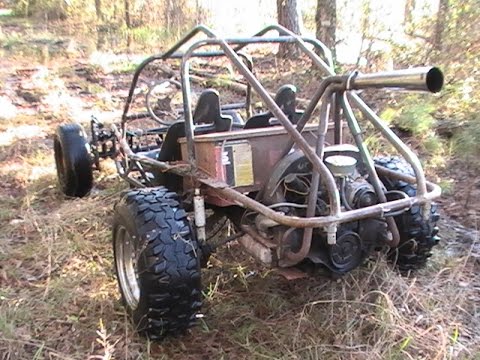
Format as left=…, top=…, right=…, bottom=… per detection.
left=350, top=66, right=444, bottom=93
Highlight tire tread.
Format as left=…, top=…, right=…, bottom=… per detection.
left=375, top=156, right=441, bottom=272
left=54, top=123, right=93, bottom=197
left=113, top=187, right=202, bottom=340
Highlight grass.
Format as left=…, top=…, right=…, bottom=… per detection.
left=2, top=163, right=478, bottom=359
left=0, top=17, right=479, bottom=360
left=3, top=162, right=480, bottom=357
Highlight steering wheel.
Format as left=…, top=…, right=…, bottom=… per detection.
left=145, top=79, right=182, bottom=125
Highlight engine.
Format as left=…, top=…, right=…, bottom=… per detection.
left=258, top=144, right=389, bottom=274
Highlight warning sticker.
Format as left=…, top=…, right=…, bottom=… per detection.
left=224, top=141, right=254, bottom=187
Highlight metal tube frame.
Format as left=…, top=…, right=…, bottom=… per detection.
left=113, top=23, right=438, bottom=253
left=340, top=93, right=400, bottom=247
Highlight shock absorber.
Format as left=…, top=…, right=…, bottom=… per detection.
left=193, top=188, right=206, bottom=243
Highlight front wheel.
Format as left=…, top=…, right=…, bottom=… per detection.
left=53, top=123, right=93, bottom=197
left=113, top=188, right=202, bottom=340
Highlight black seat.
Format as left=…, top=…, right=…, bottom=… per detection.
left=157, top=89, right=232, bottom=162
left=244, top=84, right=300, bottom=129
left=153, top=90, right=233, bottom=189
left=156, top=121, right=186, bottom=162
left=193, top=89, right=233, bottom=132
left=222, top=109, right=244, bottom=127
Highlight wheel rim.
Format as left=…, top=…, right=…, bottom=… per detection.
left=115, top=226, right=140, bottom=309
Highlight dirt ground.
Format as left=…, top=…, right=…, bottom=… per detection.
left=0, top=16, right=479, bottom=360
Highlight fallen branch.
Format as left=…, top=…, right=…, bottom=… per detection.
left=146, top=63, right=311, bottom=107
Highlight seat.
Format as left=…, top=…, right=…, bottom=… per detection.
left=153, top=90, right=233, bottom=189
left=156, top=121, right=186, bottom=162
left=157, top=89, right=232, bottom=162
left=244, top=84, right=300, bottom=129
left=193, top=89, right=233, bottom=132
left=222, top=109, right=244, bottom=128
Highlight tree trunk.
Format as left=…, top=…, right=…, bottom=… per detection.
left=165, top=0, right=172, bottom=32
left=404, top=0, right=415, bottom=26
left=276, top=0, right=301, bottom=58
left=433, top=0, right=449, bottom=52
left=195, top=0, right=207, bottom=24
left=95, top=0, right=103, bottom=21
left=315, top=0, right=336, bottom=59
left=124, top=0, right=131, bottom=28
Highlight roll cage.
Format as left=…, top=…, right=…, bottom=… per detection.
left=109, top=23, right=442, bottom=248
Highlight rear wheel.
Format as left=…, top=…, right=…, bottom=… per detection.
left=375, top=157, right=441, bottom=272
left=113, top=187, right=202, bottom=340
left=53, top=123, right=93, bottom=197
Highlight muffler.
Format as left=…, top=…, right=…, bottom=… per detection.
left=350, top=66, right=444, bottom=93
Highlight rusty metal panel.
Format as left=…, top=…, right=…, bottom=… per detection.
left=180, top=123, right=338, bottom=206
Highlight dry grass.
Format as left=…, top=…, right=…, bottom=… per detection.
left=1, top=17, right=479, bottom=360
left=0, top=114, right=479, bottom=360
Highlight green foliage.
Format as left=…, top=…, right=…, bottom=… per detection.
left=0, top=33, right=22, bottom=49
left=11, top=0, right=203, bottom=45
left=452, top=120, right=480, bottom=167
left=381, top=95, right=435, bottom=137
left=389, top=0, right=480, bottom=161
left=363, top=133, right=395, bottom=156
left=109, top=60, right=138, bottom=74
left=422, top=134, right=443, bottom=153
left=119, top=25, right=174, bottom=51
left=378, top=94, right=452, bottom=169
left=438, top=178, right=454, bottom=195
left=13, top=0, right=69, bottom=19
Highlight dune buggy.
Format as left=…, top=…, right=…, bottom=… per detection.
left=53, top=24, right=443, bottom=340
